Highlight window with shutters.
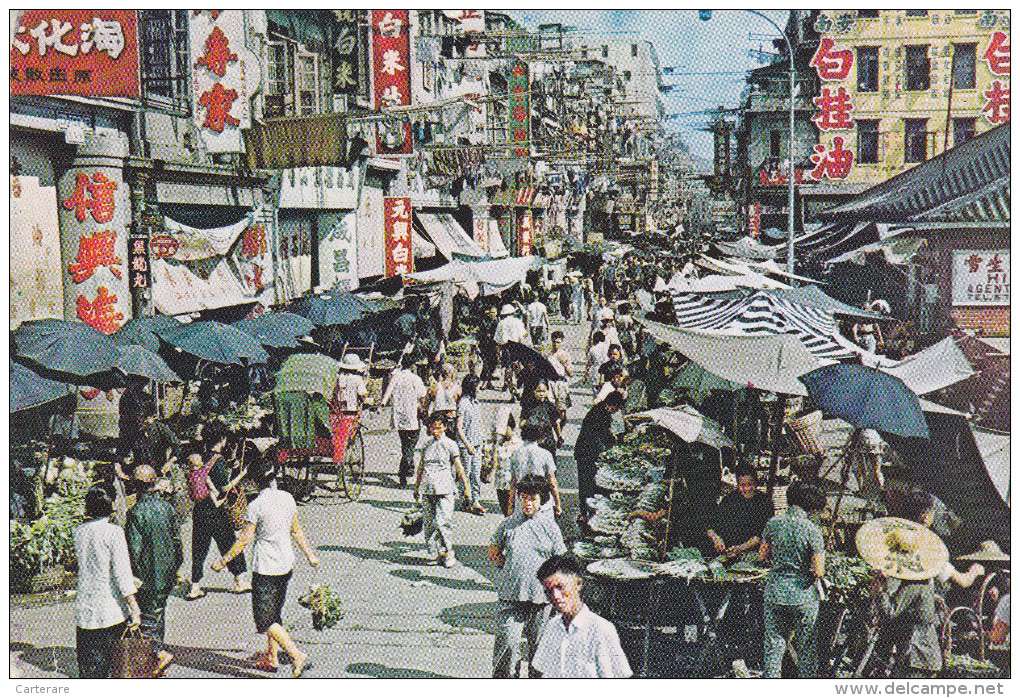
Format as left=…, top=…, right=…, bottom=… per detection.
left=265, top=41, right=293, bottom=118
left=904, top=118, right=929, bottom=163
left=857, top=46, right=879, bottom=92
left=952, top=43, right=977, bottom=90
left=857, top=119, right=880, bottom=163
left=138, top=10, right=189, bottom=114
left=296, top=53, right=319, bottom=115
left=905, top=45, right=930, bottom=91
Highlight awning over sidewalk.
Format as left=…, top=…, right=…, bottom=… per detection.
left=878, top=336, right=975, bottom=396
left=151, top=258, right=256, bottom=316
left=414, top=212, right=487, bottom=260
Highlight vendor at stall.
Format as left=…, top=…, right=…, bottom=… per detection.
left=707, top=467, right=773, bottom=557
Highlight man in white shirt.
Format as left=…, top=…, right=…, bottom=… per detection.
left=531, top=554, right=633, bottom=678
left=494, top=304, right=528, bottom=391
left=414, top=413, right=473, bottom=567
left=526, top=297, right=550, bottom=350
left=332, top=354, right=369, bottom=411
left=509, top=425, right=563, bottom=517
left=587, top=331, right=610, bottom=394
left=382, top=354, right=428, bottom=487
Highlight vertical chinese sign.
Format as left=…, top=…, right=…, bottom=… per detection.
left=320, top=212, right=358, bottom=289
left=518, top=209, right=533, bottom=256
left=508, top=60, right=530, bottom=156
left=981, top=31, right=1010, bottom=125
left=808, top=37, right=855, bottom=181
left=372, top=10, right=413, bottom=154
left=59, top=163, right=131, bottom=334
left=190, top=10, right=251, bottom=153
left=333, top=10, right=360, bottom=95
left=384, top=197, right=413, bottom=277
left=128, top=229, right=151, bottom=292
left=11, top=10, right=139, bottom=97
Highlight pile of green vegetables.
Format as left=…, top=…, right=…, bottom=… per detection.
left=10, top=459, right=96, bottom=591
left=301, top=584, right=344, bottom=631
left=825, top=552, right=877, bottom=603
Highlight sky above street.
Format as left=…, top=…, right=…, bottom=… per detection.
left=507, top=9, right=791, bottom=159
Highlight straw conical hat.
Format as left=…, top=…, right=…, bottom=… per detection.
left=957, top=540, right=1010, bottom=562
left=855, top=517, right=949, bottom=581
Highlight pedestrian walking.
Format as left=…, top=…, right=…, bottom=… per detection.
left=425, top=362, right=460, bottom=436
left=489, top=475, right=567, bottom=677
left=73, top=484, right=142, bottom=678
left=509, top=425, right=563, bottom=518
left=491, top=405, right=521, bottom=516
left=495, top=304, right=528, bottom=392
left=455, top=374, right=486, bottom=515
left=212, top=459, right=318, bottom=677
left=574, top=391, right=624, bottom=526
left=526, top=296, right=550, bottom=350
left=519, top=381, right=562, bottom=461
left=382, top=353, right=428, bottom=488
left=558, top=276, right=573, bottom=322
left=760, top=478, right=828, bottom=678
left=478, top=305, right=500, bottom=389
left=571, top=275, right=587, bottom=324
left=186, top=420, right=249, bottom=599
left=531, top=554, right=633, bottom=678
left=124, top=464, right=181, bottom=677
left=414, top=413, right=473, bottom=567
left=587, top=331, right=610, bottom=392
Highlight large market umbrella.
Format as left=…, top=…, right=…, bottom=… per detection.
left=13, top=318, right=119, bottom=376
left=112, top=316, right=182, bottom=352
left=274, top=353, right=339, bottom=397
left=798, top=363, right=929, bottom=439
left=157, top=321, right=269, bottom=365
left=288, top=291, right=376, bottom=326
left=631, top=406, right=734, bottom=450
left=10, top=359, right=72, bottom=412
left=114, top=344, right=182, bottom=383
left=503, top=341, right=563, bottom=382
left=232, top=312, right=315, bottom=349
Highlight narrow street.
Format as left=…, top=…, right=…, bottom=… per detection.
left=10, top=316, right=593, bottom=679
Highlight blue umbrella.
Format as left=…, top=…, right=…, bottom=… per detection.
left=288, top=291, right=377, bottom=326
left=113, top=316, right=182, bottom=352
left=13, top=318, right=119, bottom=376
left=10, top=360, right=72, bottom=412
left=114, top=344, right=182, bottom=383
left=798, top=363, right=929, bottom=439
left=232, top=312, right=315, bottom=348
left=157, top=321, right=269, bottom=365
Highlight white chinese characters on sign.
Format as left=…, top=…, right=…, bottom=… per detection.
left=384, top=197, right=413, bottom=277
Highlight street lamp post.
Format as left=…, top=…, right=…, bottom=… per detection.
left=702, top=10, right=797, bottom=276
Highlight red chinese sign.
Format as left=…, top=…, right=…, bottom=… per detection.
left=383, top=197, right=413, bottom=277
left=77, top=286, right=124, bottom=334
left=11, top=11, right=139, bottom=97
left=748, top=203, right=761, bottom=238
left=812, top=86, right=855, bottom=131
left=809, top=137, right=854, bottom=180
left=372, top=11, right=413, bottom=154
left=982, top=80, right=1010, bottom=124
left=810, top=37, right=853, bottom=81
left=68, top=229, right=123, bottom=283
left=194, top=26, right=237, bottom=77
left=62, top=172, right=119, bottom=223
left=758, top=167, right=815, bottom=186
left=983, top=31, right=1010, bottom=76
left=190, top=11, right=249, bottom=153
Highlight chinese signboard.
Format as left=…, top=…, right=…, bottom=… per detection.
left=128, top=231, right=151, bottom=290
left=372, top=10, right=413, bottom=154
left=190, top=10, right=251, bottom=153
left=383, top=197, right=413, bottom=277
left=758, top=166, right=815, bottom=186
left=952, top=250, right=1010, bottom=306
left=11, top=10, right=139, bottom=97
left=320, top=212, right=358, bottom=289
left=518, top=209, right=533, bottom=256
left=332, top=10, right=360, bottom=94
left=508, top=60, right=530, bottom=157
left=58, top=163, right=130, bottom=334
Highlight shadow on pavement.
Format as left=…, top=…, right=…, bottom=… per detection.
left=354, top=497, right=417, bottom=514
left=10, top=642, right=76, bottom=678
left=346, top=661, right=455, bottom=679
left=164, top=644, right=270, bottom=678
left=437, top=601, right=499, bottom=635
left=319, top=539, right=420, bottom=564
left=390, top=568, right=495, bottom=593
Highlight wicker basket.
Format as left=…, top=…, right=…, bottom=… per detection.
left=785, top=410, right=823, bottom=455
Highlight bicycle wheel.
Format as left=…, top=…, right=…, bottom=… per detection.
left=340, top=428, right=365, bottom=501
left=314, top=454, right=341, bottom=496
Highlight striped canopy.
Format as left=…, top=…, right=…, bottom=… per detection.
left=671, top=289, right=860, bottom=361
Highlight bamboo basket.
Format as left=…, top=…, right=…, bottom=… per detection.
left=785, top=410, right=823, bottom=456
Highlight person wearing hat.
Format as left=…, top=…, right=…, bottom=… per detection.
left=494, top=304, right=527, bottom=392
left=125, top=464, right=181, bottom=677
left=331, top=354, right=369, bottom=465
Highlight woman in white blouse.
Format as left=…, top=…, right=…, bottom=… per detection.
left=74, top=485, right=142, bottom=678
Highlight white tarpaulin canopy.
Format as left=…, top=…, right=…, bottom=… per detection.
left=972, top=428, right=1010, bottom=505
left=879, top=336, right=975, bottom=395
left=163, top=209, right=260, bottom=261
left=151, top=257, right=255, bottom=316
left=631, top=406, right=734, bottom=449
left=406, top=255, right=542, bottom=297
left=639, top=317, right=825, bottom=396
left=415, top=212, right=487, bottom=260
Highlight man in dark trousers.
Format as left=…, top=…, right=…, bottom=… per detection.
left=573, top=391, right=624, bottom=528
left=125, top=464, right=182, bottom=677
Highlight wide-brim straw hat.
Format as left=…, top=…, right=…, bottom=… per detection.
left=957, top=540, right=1010, bottom=562
left=500, top=304, right=516, bottom=316
left=856, top=516, right=949, bottom=581
left=338, top=353, right=366, bottom=372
